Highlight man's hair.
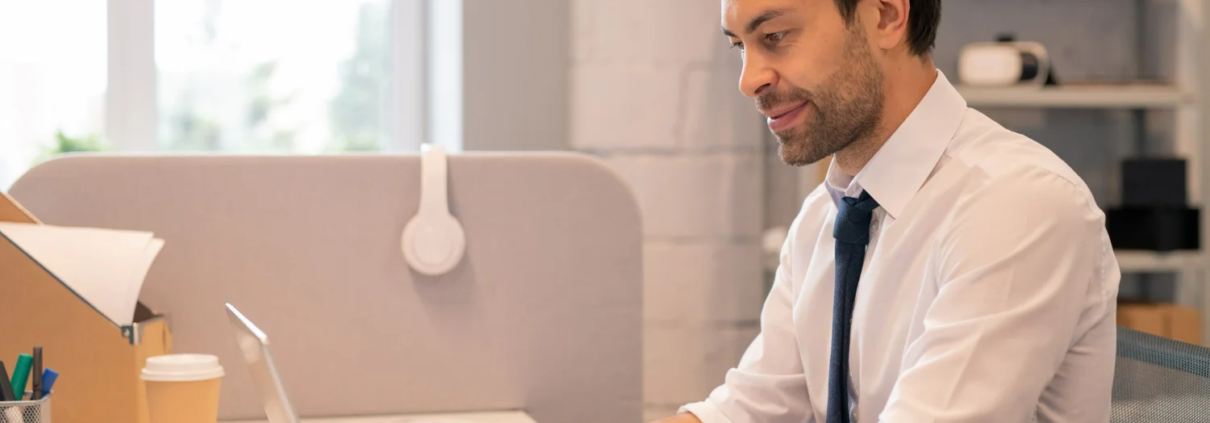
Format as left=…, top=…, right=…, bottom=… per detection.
left=835, top=0, right=941, bottom=56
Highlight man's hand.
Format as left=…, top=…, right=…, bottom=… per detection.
left=651, top=413, right=702, bottom=423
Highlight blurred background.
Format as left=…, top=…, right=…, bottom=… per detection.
left=0, top=0, right=1206, bottom=421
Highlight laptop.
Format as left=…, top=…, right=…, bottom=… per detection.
left=227, top=303, right=302, bottom=423
left=226, top=303, right=536, bottom=423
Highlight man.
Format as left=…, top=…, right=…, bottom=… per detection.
left=656, top=0, right=1120, bottom=422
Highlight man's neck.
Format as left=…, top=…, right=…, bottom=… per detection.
left=834, top=59, right=938, bottom=176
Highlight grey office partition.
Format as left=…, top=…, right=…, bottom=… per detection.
left=9, top=153, right=643, bottom=423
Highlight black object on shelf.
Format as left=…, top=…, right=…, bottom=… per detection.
left=1122, top=158, right=1187, bottom=206
left=1107, top=158, right=1200, bottom=251
left=1107, top=207, right=1199, bottom=251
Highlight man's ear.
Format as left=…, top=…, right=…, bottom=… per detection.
left=870, top=0, right=909, bottom=51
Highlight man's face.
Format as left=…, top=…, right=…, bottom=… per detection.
left=723, top=0, right=885, bottom=166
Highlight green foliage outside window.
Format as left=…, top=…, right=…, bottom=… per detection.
left=35, top=130, right=109, bottom=165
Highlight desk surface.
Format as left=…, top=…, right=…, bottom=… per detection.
left=223, top=411, right=536, bottom=423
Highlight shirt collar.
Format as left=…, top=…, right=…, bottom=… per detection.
left=824, top=70, right=966, bottom=219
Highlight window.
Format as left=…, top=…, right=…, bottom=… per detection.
left=156, top=0, right=391, bottom=153
left=0, top=0, right=425, bottom=190
left=0, top=0, right=107, bottom=188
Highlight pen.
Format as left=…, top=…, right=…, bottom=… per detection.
left=39, top=369, right=57, bottom=398
left=0, top=362, right=14, bottom=401
left=9, top=355, right=29, bottom=401
left=0, top=361, right=13, bottom=423
left=29, top=348, right=40, bottom=401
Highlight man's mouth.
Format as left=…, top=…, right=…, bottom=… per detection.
left=764, top=101, right=808, bottom=132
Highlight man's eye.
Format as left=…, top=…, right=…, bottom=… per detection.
left=766, top=31, right=786, bottom=44
left=730, top=41, right=745, bottom=51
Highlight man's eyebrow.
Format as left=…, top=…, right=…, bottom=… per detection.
left=745, top=9, right=787, bottom=34
left=721, top=8, right=789, bottom=38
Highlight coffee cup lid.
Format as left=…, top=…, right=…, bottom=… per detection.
left=141, top=354, right=225, bottom=382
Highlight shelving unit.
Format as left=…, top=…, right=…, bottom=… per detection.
left=961, top=83, right=1204, bottom=280
left=955, top=2, right=1210, bottom=343
left=1116, top=250, right=1203, bottom=273
left=957, top=85, right=1189, bottom=109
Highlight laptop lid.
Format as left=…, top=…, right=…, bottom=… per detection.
left=227, top=303, right=302, bottom=423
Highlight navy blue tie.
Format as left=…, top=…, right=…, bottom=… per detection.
left=827, top=190, right=879, bottom=423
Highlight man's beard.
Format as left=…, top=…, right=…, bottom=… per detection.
left=759, top=24, right=886, bottom=166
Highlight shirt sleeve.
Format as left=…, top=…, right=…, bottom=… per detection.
left=878, top=169, right=1105, bottom=422
left=681, top=217, right=814, bottom=423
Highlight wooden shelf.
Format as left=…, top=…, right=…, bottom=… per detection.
left=958, top=85, right=1189, bottom=109
left=1116, top=250, right=1204, bottom=272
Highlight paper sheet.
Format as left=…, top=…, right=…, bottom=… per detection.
left=0, top=222, right=164, bottom=326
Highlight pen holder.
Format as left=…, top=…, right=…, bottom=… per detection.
left=0, top=394, right=51, bottom=423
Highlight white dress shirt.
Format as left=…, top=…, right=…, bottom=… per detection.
left=682, top=72, right=1121, bottom=423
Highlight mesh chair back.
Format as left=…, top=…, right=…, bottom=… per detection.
left=1113, top=326, right=1210, bottom=422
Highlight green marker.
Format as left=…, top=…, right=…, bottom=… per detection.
left=10, top=354, right=30, bottom=400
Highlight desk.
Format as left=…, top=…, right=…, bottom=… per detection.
left=223, top=411, right=537, bottom=423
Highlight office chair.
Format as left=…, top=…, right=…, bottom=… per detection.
left=1112, top=326, right=1210, bottom=422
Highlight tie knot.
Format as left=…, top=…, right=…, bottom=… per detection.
left=834, top=191, right=879, bottom=245
left=843, top=190, right=879, bottom=212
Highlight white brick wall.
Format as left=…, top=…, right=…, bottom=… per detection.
left=606, top=154, right=763, bottom=239
left=571, top=0, right=767, bottom=418
left=643, top=242, right=764, bottom=324
left=572, top=0, right=720, bottom=66
left=572, top=65, right=683, bottom=152
left=644, top=325, right=761, bottom=405
left=680, top=65, right=764, bottom=152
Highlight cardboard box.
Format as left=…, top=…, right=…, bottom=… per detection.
left=0, top=192, right=172, bottom=423
left=1118, top=301, right=1202, bottom=345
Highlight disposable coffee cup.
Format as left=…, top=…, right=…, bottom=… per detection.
left=141, top=354, right=225, bottom=423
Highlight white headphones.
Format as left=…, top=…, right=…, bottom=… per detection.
left=402, top=144, right=466, bottom=275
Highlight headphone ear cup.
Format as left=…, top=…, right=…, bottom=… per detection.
left=403, top=144, right=466, bottom=276
left=402, top=213, right=466, bottom=276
